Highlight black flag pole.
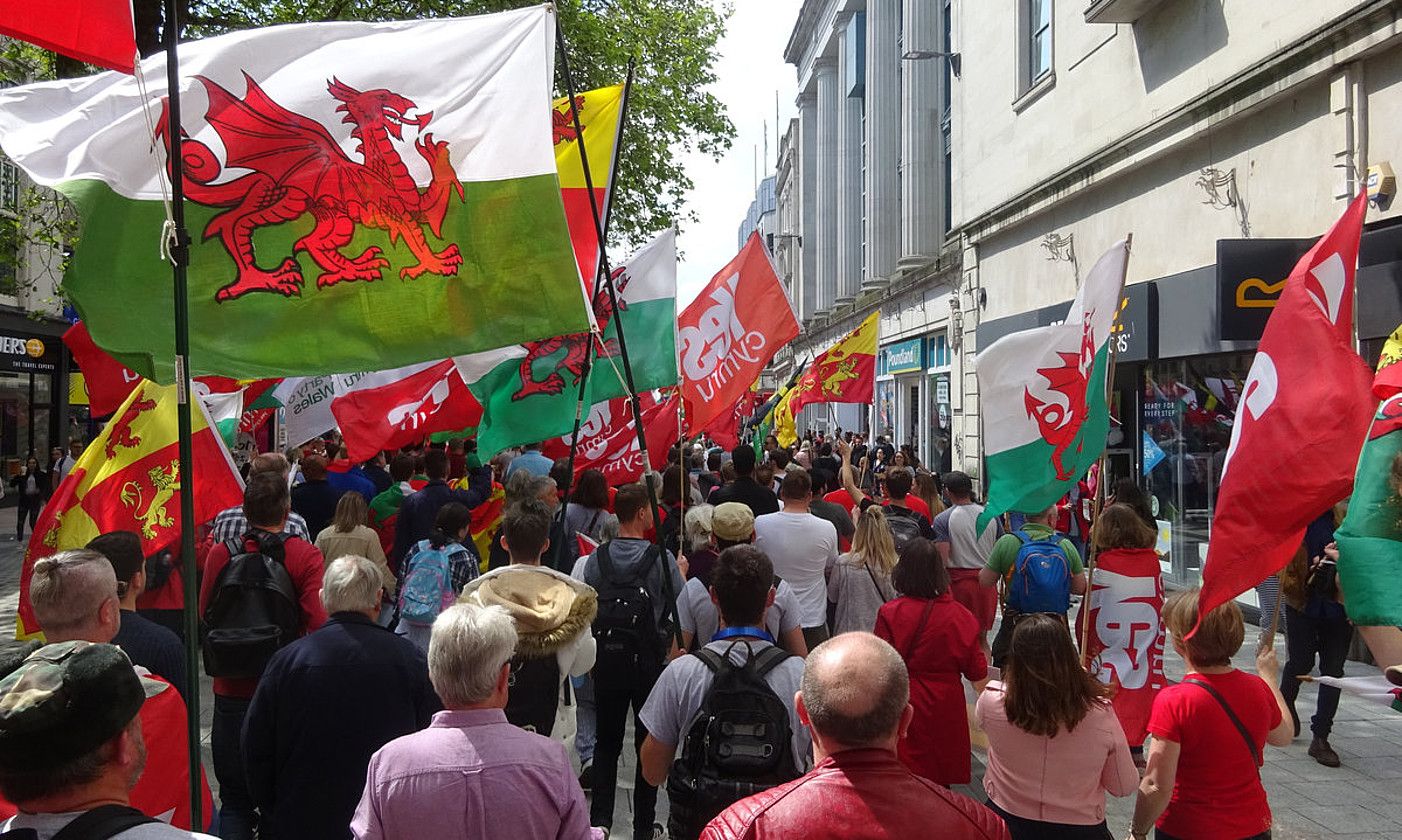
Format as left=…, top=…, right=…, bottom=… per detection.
left=160, top=0, right=203, bottom=827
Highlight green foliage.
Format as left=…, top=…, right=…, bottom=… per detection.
left=167, top=0, right=735, bottom=249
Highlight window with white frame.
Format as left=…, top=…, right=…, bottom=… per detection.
left=1027, top=0, right=1053, bottom=88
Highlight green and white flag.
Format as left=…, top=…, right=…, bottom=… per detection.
left=196, top=387, right=244, bottom=451
left=457, top=228, right=678, bottom=457
left=974, top=241, right=1129, bottom=529
left=0, top=6, right=587, bottom=383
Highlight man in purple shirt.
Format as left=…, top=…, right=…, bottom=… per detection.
left=352, top=602, right=600, bottom=840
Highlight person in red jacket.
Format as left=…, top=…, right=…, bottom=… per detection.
left=701, top=631, right=1008, bottom=840
left=199, top=472, right=328, bottom=840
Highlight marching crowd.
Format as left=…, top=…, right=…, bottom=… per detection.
left=0, top=430, right=1396, bottom=840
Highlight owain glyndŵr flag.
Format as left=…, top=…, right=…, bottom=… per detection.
left=0, top=6, right=587, bottom=382
left=18, top=381, right=244, bottom=639
left=775, top=311, right=878, bottom=446
left=553, top=84, right=624, bottom=294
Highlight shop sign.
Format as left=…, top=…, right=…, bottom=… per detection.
left=880, top=337, right=924, bottom=375
left=1143, top=399, right=1179, bottom=423
left=0, top=334, right=57, bottom=373
left=978, top=283, right=1153, bottom=362
left=1216, top=238, right=1313, bottom=341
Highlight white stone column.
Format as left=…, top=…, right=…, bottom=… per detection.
left=901, top=0, right=939, bottom=265
left=836, top=19, right=863, bottom=305
left=865, top=0, right=901, bottom=291
left=798, top=90, right=819, bottom=322
left=815, top=58, right=839, bottom=315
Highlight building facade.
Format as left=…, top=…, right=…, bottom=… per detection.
left=774, top=0, right=1402, bottom=591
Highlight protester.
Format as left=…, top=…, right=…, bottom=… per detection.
left=1279, top=505, right=1351, bottom=767
left=462, top=498, right=597, bottom=735
left=753, top=471, right=839, bottom=650
left=806, top=471, right=856, bottom=551
left=681, top=503, right=719, bottom=583
left=199, top=473, right=328, bottom=840
left=659, top=464, right=688, bottom=558
left=873, top=539, right=987, bottom=786
left=243, top=555, right=438, bottom=839
left=827, top=506, right=899, bottom=634
left=391, top=448, right=492, bottom=567
left=11, top=456, right=48, bottom=542
left=1129, top=589, right=1293, bottom=840
left=396, top=501, right=480, bottom=651
left=639, top=546, right=810, bottom=840
left=290, top=453, right=342, bottom=538
left=564, top=468, right=618, bottom=553
left=326, top=445, right=378, bottom=502
left=928, top=471, right=1001, bottom=650
left=679, top=504, right=807, bottom=656
left=0, top=641, right=217, bottom=839
left=86, top=531, right=186, bottom=698
left=709, top=445, right=780, bottom=516
left=209, top=453, right=312, bottom=544
left=700, top=632, right=1008, bottom=839
left=316, top=491, right=395, bottom=606
left=913, top=471, right=947, bottom=519
left=369, top=454, right=419, bottom=560
left=574, top=483, right=685, bottom=840
left=977, top=614, right=1137, bottom=839
left=980, top=504, right=1086, bottom=668
left=836, top=440, right=931, bottom=544
left=698, top=450, right=724, bottom=500
left=351, top=603, right=598, bottom=840
left=25, top=549, right=211, bottom=831
left=504, top=441, right=554, bottom=479
left=361, top=451, right=394, bottom=495
left=489, top=471, right=562, bottom=570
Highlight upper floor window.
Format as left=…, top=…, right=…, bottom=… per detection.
left=0, top=155, right=18, bottom=214
left=1027, top=0, right=1053, bottom=87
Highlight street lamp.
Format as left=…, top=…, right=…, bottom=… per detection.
left=902, top=49, right=961, bottom=77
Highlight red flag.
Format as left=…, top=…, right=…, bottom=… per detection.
left=701, top=389, right=761, bottom=451
left=1196, top=193, right=1375, bottom=626
left=1079, top=548, right=1165, bottom=746
left=544, top=392, right=680, bottom=485
left=679, top=233, right=799, bottom=433
left=331, top=360, right=483, bottom=463
left=577, top=532, right=601, bottom=557
left=64, top=321, right=142, bottom=416
left=0, top=0, right=137, bottom=74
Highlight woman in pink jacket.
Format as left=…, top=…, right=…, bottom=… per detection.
left=977, top=614, right=1138, bottom=839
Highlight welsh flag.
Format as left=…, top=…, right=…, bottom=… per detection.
left=460, top=228, right=679, bottom=457
left=1336, top=322, right=1402, bottom=627
left=18, top=381, right=244, bottom=639
left=775, top=311, right=878, bottom=446
left=0, top=7, right=588, bottom=382
left=331, top=360, right=483, bottom=462
left=975, top=241, right=1129, bottom=529
left=541, top=391, right=681, bottom=485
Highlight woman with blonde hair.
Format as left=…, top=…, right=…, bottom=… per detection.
left=315, top=491, right=394, bottom=601
left=914, top=471, right=946, bottom=518
left=826, top=505, right=900, bottom=633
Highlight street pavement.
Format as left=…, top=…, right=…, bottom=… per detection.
left=1, top=510, right=1398, bottom=839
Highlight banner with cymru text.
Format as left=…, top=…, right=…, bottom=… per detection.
left=1080, top=547, right=1166, bottom=746
left=541, top=391, right=681, bottom=485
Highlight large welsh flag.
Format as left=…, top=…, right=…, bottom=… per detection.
left=17, top=381, right=244, bottom=639
left=0, top=7, right=588, bottom=382
left=458, top=228, right=679, bottom=457
left=974, top=241, right=1130, bottom=529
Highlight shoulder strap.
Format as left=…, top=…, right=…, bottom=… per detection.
left=865, top=562, right=893, bottom=603
left=903, top=598, right=938, bottom=661
left=1013, top=529, right=1032, bottom=545
left=693, top=646, right=727, bottom=674
left=586, top=509, right=601, bottom=535
left=50, top=805, right=157, bottom=840
left=749, top=643, right=792, bottom=678
left=1184, top=677, right=1262, bottom=766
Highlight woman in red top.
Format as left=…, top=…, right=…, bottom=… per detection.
left=875, top=538, right=987, bottom=786
left=1131, top=589, right=1293, bottom=840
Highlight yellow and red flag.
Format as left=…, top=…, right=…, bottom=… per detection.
left=17, top=381, right=244, bottom=639
left=553, top=84, right=625, bottom=294
left=774, top=312, right=879, bottom=446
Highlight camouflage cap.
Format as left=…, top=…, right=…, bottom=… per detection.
left=0, top=641, right=144, bottom=772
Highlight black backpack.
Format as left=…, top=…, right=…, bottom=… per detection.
left=201, top=532, right=302, bottom=679
left=884, top=505, right=924, bottom=550
left=0, top=805, right=156, bottom=840
left=591, top=543, right=668, bottom=686
left=667, top=642, right=800, bottom=840
left=505, top=653, right=561, bottom=736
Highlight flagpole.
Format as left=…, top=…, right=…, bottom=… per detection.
left=160, top=0, right=202, bottom=826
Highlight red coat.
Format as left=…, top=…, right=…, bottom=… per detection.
left=875, top=593, right=987, bottom=785
left=701, top=748, right=1009, bottom=840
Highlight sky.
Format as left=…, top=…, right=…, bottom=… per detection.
left=674, top=0, right=803, bottom=310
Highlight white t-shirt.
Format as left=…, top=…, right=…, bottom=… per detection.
left=676, top=576, right=802, bottom=647
left=0, top=812, right=217, bottom=839
left=752, top=509, right=838, bottom=628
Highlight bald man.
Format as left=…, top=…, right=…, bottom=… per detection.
left=701, top=632, right=1009, bottom=840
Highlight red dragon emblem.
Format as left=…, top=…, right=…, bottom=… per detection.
left=552, top=96, right=586, bottom=145
left=156, top=74, right=465, bottom=302
left=1024, top=315, right=1097, bottom=481
left=511, top=265, right=633, bottom=401
left=106, top=396, right=158, bottom=460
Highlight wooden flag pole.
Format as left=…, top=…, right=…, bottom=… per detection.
left=161, top=0, right=202, bottom=825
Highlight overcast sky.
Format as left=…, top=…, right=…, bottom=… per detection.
left=674, top=0, right=802, bottom=309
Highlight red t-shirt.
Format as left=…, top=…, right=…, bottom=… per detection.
left=1147, top=669, right=1281, bottom=839
left=895, top=494, right=931, bottom=519
left=198, top=533, right=329, bottom=698
left=824, top=489, right=858, bottom=513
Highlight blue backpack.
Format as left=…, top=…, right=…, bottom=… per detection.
left=399, top=541, right=457, bottom=626
left=1006, top=530, right=1071, bottom=614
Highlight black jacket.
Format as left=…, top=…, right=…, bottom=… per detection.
left=290, top=478, right=341, bottom=538
left=243, top=612, right=440, bottom=840
left=709, top=476, right=780, bottom=517
left=390, top=467, right=492, bottom=564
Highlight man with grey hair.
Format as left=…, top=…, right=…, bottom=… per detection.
left=700, top=632, right=1009, bottom=840
left=353, top=603, right=600, bottom=840
left=24, top=550, right=211, bottom=831
left=243, top=555, right=437, bottom=840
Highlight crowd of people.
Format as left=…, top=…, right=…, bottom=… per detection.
left=0, top=427, right=1395, bottom=840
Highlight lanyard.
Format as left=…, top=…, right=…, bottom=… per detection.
left=712, top=626, right=774, bottom=643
